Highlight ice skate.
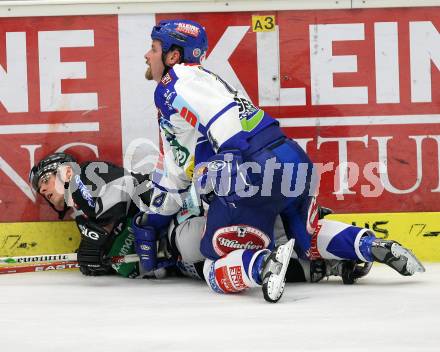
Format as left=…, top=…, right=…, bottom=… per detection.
left=310, top=259, right=372, bottom=284
left=370, top=239, right=425, bottom=276
left=261, top=239, right=294, bottom=303
left=336, top=260, right=373, bottom=284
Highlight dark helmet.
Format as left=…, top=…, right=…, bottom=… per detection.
left=29, top=152, right=76, bottom=192
left=151, top=19, right=208, bottom=64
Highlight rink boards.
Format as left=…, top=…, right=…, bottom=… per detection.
left=0, top=212, right=438, bottom=261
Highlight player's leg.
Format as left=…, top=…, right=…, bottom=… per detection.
left=170, top=214, right=373, bottom=285
left=202, top=241, right=294, bottom=303
left=310, top=219, right=425, bottom=275
left=280, top=197, right=377, bottom=284
left=199, top=197, right=293, bottom=302
left=169, top=213, right=362, bottom=286
left=167, top=216, right=206, bottom=279
left=288, top=216, right=425, bottom=277
left=358, top=236, right=425, bottom=275
left=274, top=212, right=372, bottom=284
left=279, top=195, right=315, bottom=260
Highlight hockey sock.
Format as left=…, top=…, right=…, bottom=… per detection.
left=321, top=221, right=376, bottom=261
left=250, top=251, right=267, bottom=285
left=358, top=234, right=377, bottom=262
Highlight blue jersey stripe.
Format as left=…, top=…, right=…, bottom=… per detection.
left=205, top=102, right=237, bottom=131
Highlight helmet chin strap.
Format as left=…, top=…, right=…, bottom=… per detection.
left=57, top=203, right=70, bottom=220
left=161, top=48, right=182, bottom=77
left=56, top=176, right=72, bottom=220
left=161, top=52, right=171, bottom=76
left=162, top=66, right=170, bottom=77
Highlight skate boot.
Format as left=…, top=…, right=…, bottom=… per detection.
left=337, top=260, right=373, bottom=284
left=361, top=237, right=425, bottom=276
left=308, top=259, right=327, bottom=283
left=318, top=206, right=333, bottom=219
left=261, top=239, right=295, bottom=303
left=310, top=259, right=372, bottom=284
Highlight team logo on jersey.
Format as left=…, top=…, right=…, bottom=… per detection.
left=160, top=120, right=191, bottom=167
left=212, top=225, right=270, bottom=256
left=74, top=175, right=95, bottom=208
left=171, top=139, right=190, bottom=167
left=161, top=73, right=172, bottom=85
left=234, top=97, right=264, bottom=132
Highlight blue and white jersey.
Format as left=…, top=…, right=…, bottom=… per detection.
left=148, top=63, right=276, bottom=216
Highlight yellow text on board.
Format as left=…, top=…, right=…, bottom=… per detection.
left=252, top=15, right=276, bottom=32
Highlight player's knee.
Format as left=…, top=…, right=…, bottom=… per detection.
left=173, top=217, right=205, bottom=263
left=202, top=250, right=261, bottom=294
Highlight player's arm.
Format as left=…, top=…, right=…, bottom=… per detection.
left=167, top=70, right=252, bottom=203
left=74, top=163, right=134, bottom=275
left=169, top=68, right=247, bottom=153
left=132, top=211, right=175, bottom=273
left=75, top=215, right=115, bottom=276
left=131, top=163, right=183, bottom=271
left=147, top=124, right=193, bottom=217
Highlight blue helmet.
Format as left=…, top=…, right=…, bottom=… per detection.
left=151, top=19, right=208, bottom=64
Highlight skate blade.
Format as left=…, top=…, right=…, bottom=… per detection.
left=265, top=239, right=295, bottom=303
left=391, top=243, right=426, bottom=275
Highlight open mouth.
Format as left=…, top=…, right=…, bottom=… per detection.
left=47, top=193, right=53, bottom=202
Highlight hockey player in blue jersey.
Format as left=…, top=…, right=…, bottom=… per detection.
left=134, top=19, right=424, bottom=303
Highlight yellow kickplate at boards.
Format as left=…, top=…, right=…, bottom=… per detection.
left=1, top=213, right=439, bottom=262
left=328, top=212, right=440, bottom=262
left=0, top=221, right=80, bottom=257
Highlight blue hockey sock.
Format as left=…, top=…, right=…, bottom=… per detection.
left=359, top=234, right=377, bottom=262
left=250, top=251, right=268, bottom=285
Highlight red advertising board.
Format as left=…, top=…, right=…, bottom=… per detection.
left=0, top=15, right=121, bottom=221
left=159, top=8, right=440, bottom=213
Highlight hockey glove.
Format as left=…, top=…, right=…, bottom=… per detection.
left=195, top=150, right=252, bottom=205
left=133, top=224, right=158, bottom=272
left=76, top=217, right=114, bottom=276
left=132, top=213, right=176, bottom=273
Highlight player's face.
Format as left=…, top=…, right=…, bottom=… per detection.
left=38, top=173, right=65, bottom=211
left=145, top=39, right=165, bottom=82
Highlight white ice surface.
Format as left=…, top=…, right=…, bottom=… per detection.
left=1, top=264, right=439, bottom=352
